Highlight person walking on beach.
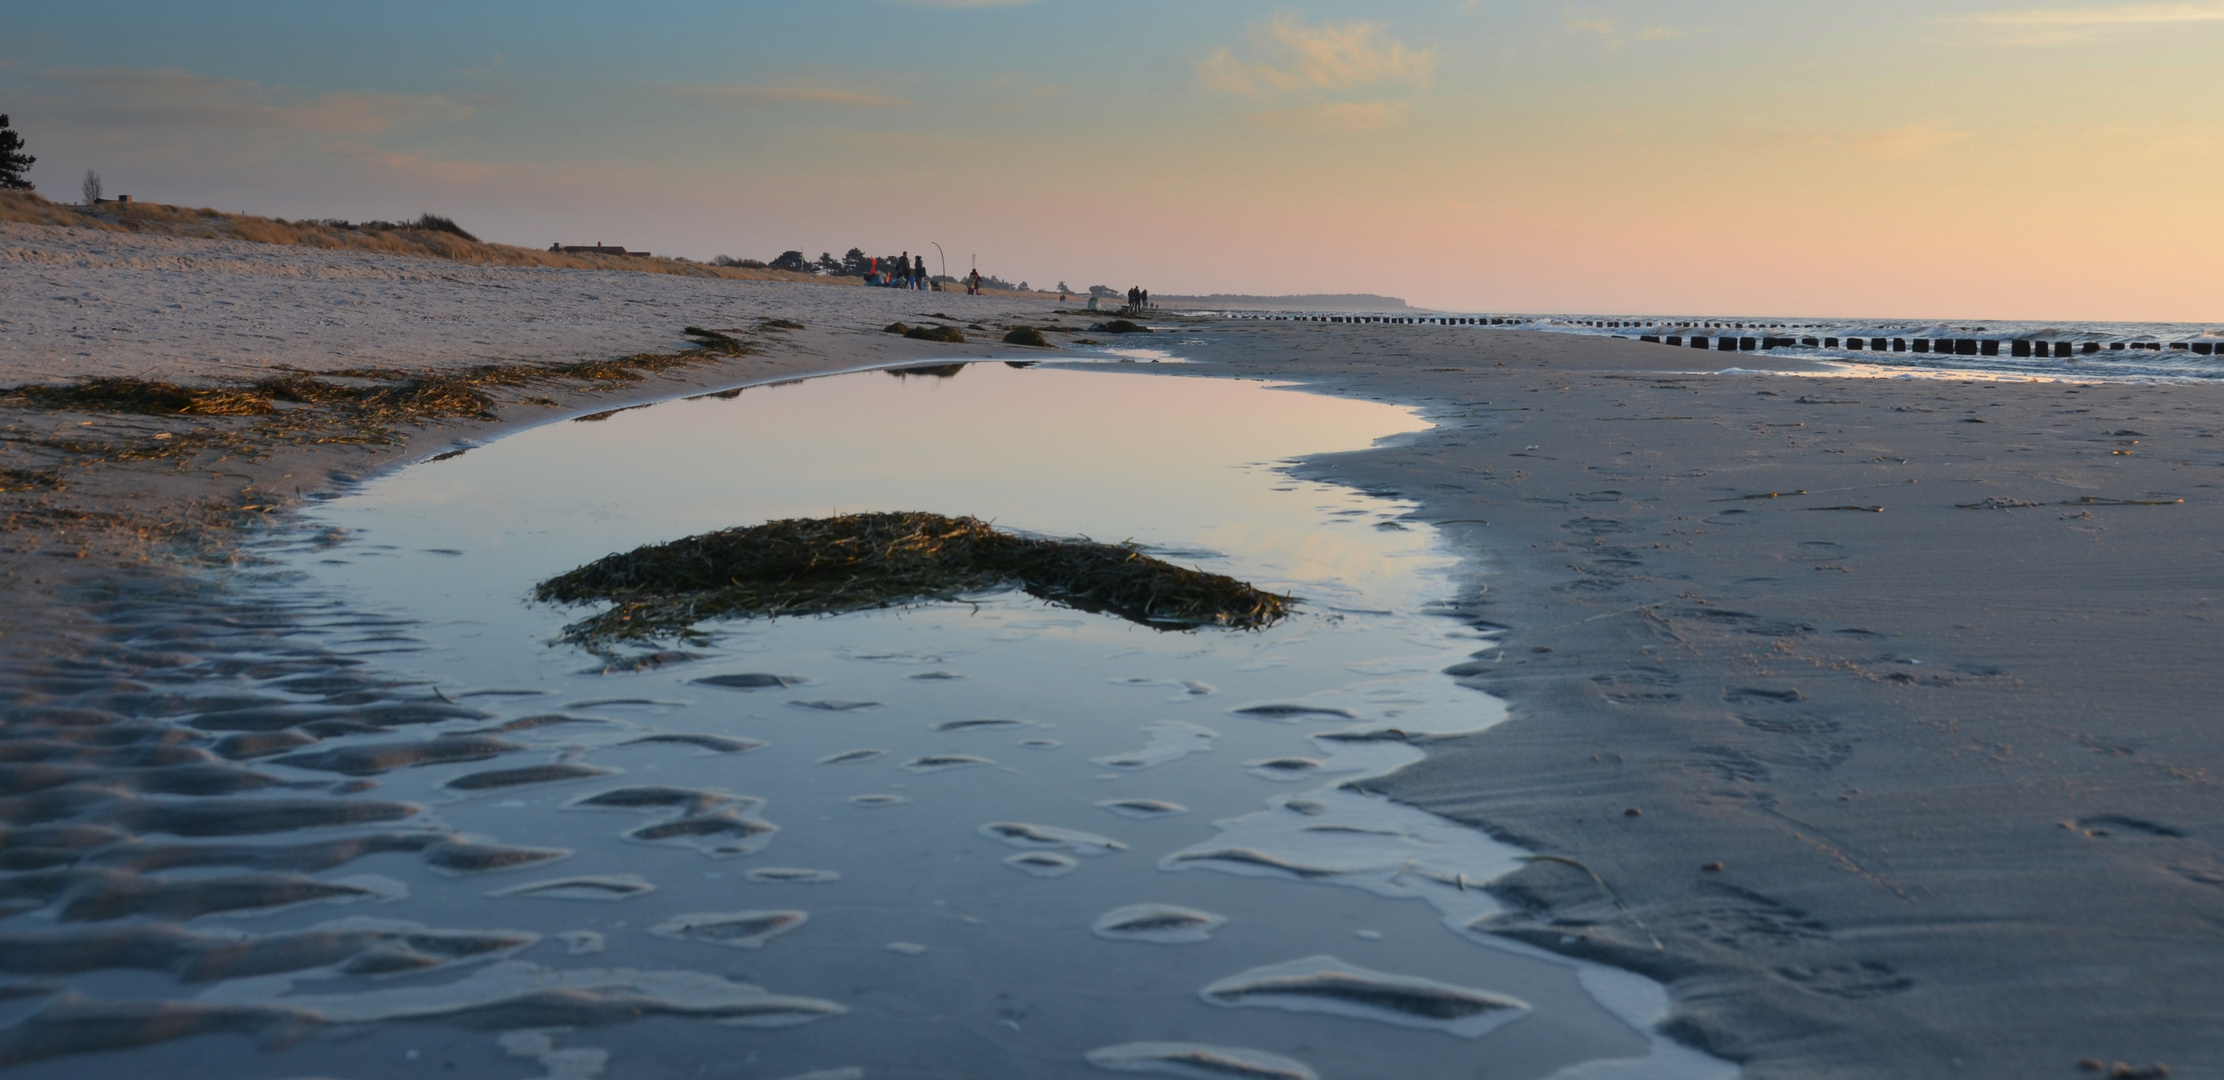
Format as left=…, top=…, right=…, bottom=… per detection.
left=915, top=254, right=927, bottom=291
left=900, top=252, right=911, bottom=290
left=968, top=268, right=982, bottom=295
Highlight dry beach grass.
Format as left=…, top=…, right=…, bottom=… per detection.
left=0, top=189, right=825, bottom=283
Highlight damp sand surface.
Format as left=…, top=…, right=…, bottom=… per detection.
left=0, top=362, right=1716, bottom=1079
left=1144, top=323, right=2224, bottom=1079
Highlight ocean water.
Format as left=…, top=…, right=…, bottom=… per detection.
left=84, top=362, right=1736, bottom=1079
left=1179, top=308, right=2224, bottom=381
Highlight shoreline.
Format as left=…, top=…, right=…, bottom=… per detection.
left=1154, top=325, right=2221, bottom=1079
left=3, top=223, right=2217, bottom=1078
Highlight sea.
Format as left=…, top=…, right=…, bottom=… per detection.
left=1182, top=309, right=2224, bottom=382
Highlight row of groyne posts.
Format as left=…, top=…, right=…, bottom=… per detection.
left=1230, top=313, right=2219, bottom=356
left=1636, top=332, right=2212, bottom=357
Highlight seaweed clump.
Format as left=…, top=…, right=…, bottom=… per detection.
left=4, top=374, right=494, bottom=422
left=1002, top=327, right=1051, bottom=347
left=533, top=512, right=1292, bottom=647
left=903, top=325, right=966, bottom=343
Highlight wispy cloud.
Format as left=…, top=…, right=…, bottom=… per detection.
left=36, top=66, right=479, bottom=137
left=1937, top=1, right=2224, bottom=43
left=668, top=82, right=914, bottom=109
left=21, top=65, right=499, bottom=182
left=1564, top=16, right=1685, bottom=46
left=1249, top=100, right=1411, bottom=132
left=1943, top=0, right=2224, bottom=25
left=1853, top=123, right=1971, bottom=159
left=1198, top=16, right=1435, bottom=99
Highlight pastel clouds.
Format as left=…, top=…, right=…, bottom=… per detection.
left=1945, top=0, right=2224, bottom=25
left=1853, top=123, right=1972, bottom=160
left=34, top=66, right=478, bottom=139
left=1565, top=17, right=1685, bottom=45
left=1198, top=16, right=1435, bottom=99
left=1198, top=16, right=1431, bottom=134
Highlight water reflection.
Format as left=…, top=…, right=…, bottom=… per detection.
left=205, top=362, right=1731, bottom=1079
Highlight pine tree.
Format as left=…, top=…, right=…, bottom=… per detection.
left=0, top=115, right=34, bottom=190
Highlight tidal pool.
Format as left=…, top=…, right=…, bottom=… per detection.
left=25, top=363, right=1730, bottom=1079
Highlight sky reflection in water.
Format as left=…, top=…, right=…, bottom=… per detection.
left=271, top=362, right=1728, bottom=1080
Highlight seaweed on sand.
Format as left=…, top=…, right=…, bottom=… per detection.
left=533, top=512, right=1292, bottom=648
left=0, top=324, right=756, bottom=428
left=903, top=325, right=966, bottom=343
left=0, top=325, right=777, bottom=563
left=7, top=379, right=278, bottom=417
left=1002, top=327, right=1051, bottom=347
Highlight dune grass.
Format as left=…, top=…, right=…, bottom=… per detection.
left=0, top=190, right=827, bottom=284
left=534, top=511, right=1293, bottom=648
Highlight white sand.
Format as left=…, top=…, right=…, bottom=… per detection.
left=1, top=221, right=1063, bottom=380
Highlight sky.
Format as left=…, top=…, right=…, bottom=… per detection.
left=4, top=0, right=2221, bottom=320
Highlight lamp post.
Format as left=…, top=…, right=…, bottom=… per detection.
left=930, top=242, right=945, bottom=291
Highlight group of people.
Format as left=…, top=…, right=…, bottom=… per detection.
left=867, top=253, right=929, bottom=289
left=1125, top=286, right=1151, bottom=313
left=852, top=251, right=1013, bottom=296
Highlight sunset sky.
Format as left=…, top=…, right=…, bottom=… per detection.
left=6, top=1, right=2221, bottom=320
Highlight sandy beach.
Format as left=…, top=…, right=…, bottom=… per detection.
left=1, top=223, right=2217, bottom=1078
left=1168, top=326, right=2223, bottom=1079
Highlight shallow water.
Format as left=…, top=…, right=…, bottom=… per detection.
left=3, top=363, right=1731, bottom=1078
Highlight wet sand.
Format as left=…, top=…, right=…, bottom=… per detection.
left=4, top=222, right=2218, bottom=1077
left=1166, top=325, right=2223, bottom=1080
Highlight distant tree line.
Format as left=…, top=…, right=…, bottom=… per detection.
left=711, top=247, right=1045, bottom=291
left=1, top=114, right=36, bottom=190
left=714, top=248, right=913, bottom=276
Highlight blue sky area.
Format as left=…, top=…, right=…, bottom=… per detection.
left=5, top=1, right=2221, bottom=317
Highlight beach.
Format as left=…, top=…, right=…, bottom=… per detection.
left=1169, top=327, right=2223, bottom=1079
left=2, top=222, right=2217, bottom=1078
